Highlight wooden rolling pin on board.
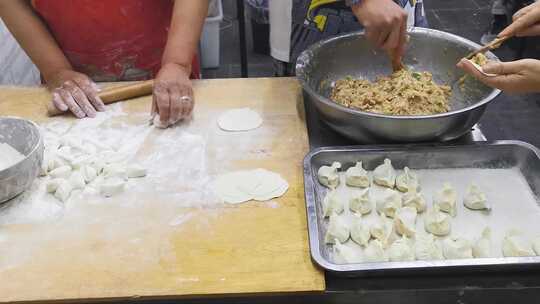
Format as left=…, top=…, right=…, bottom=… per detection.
left=46, top=80, right=154, bottom=116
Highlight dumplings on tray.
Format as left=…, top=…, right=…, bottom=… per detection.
left=318, top=162, right=341, bottom=189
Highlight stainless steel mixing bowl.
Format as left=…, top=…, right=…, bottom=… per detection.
left=0, top=117, right=43, bottom=203
left=296, top=28, right=501, bottom=143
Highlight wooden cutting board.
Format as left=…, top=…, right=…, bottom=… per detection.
left=0, top=78, right=325, bottom=303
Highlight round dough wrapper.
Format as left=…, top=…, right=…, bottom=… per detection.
left=217, top=108, right=263, bottom=131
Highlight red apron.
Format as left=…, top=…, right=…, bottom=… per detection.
left=32, top=0, right=200, bottom=81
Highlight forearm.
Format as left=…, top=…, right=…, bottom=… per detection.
left=0, top=0, right=72, bottom=84
left=161, top=0, right=209, bottom=73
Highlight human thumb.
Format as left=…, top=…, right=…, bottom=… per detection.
left=482, top=61, right=522, bottom=75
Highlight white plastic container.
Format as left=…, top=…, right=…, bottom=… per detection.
left=200, top=0, right=223, bottom=69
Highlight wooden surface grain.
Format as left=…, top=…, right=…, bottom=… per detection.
left=0, top=78, right=325, bottom=303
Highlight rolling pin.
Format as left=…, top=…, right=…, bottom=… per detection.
left=46, top=80, right=154, bottom=116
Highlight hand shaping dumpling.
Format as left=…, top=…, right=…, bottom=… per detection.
left=345, top=162, right=370, bottom=188
left=463, top=184, right=491, bottom=211
left=502, top=229, right=535, bottom=257
left=443, top=237, right=473, bottom=259
left=333, top=240, right=363, bottom=264
left=402, top=188, right=427, bottom=213
left=370, top=212, right=394, bottom=248
left=434, top=183, right=457, bottom=217
left=350, top=216, right=371, bottom=247
left=388, top=236, right=415, bottom=261
left=318, top=162, right=341, bottom=189
left=349, top=188, right=372, bottom=215
left=363, top=239, right=389, bottom=262
left=325, top=213, right=350, bottom=244
left=533, top=237, right=540, bottom=256
left=396, top=167, right=419, bottom=192
left=416, top=233, right=444, bottom=260
left=472, top=227, right=492, bottom=258
left=376, top=188, right=402, bottom=218
left=394, top=206, right=417, bottom=238
left=373, top=158, right=396, bottom=188
left=424, top=205, right=451, bottom=236
left=323, top=189, right=344, bottom=217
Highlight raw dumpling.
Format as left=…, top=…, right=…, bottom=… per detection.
left=69, top=171, right=86, bottom=190
left=103, top=163, right=128, bottom=180
left=363, top=239, right=388, bottom=262
left=323, top=189, right=344, bottom=217
left=127, top=164, right=147, bottom=178
left=80, top=165, right=97, bottom=183
left=396, top=167, right=419, bottom=192
left=333, top=240, right=362, bottom=264
left=424, top=205, right=451, bottom=236
left=533, top=237, right=540, bottom=256
left=443, top=237, right=473, bottom=259
left=394, top=206, right=417, bottom=238
left=472, top=227, right=492, bottom=258
left=100, top=177, right=126, bottom=197
left=345, top=162, right=370, bottom=188
left=373, top=158, right=396, bottom=188
left=370, top=212, right=394, bottom=248
left=376, top=188, right=401, bottom=218
left=54, top=179, right=73, bottom=202
left=46, top=178, right=62, bottom=193
left=49, top=165, right=72, bottom=179
left=434, top=183, right=457, bottom=217
left=463, top=184, right=491, bottom=211
left=402, top=188, right=427, bottom=213
left=350, top=217, right=371, bottom=247
left=502, top=230, right=535, bottom=257
left=415, top=233, right=444, bottom=260
left=325, top=213, right=350, bottom=244
left=388, top=236, right=415, bottom=261
left=318, top=162, right=341, bottom=189
left=349, top=188, right=372, bottom=215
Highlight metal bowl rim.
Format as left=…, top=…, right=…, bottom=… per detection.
left=296, top=27, right=502, bottom=120
left=0, top=116, right=43, bottom=174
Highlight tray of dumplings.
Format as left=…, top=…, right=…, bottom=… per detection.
left=303, top=140, right=540, bottom=275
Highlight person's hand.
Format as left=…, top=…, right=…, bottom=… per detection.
left=351, top=0, right=408, bottom=60
left=47, top=69, right=105, bottom=118
left=152, top=62, right=194, bottom=128
left=457, top=58, right=540, bottom=93
left=499, top=2, right=540, bottom=37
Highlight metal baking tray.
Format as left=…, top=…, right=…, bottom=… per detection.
left=303, top=140, right=540, bottom=276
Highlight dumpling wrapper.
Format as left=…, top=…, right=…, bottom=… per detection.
left=217, top=108, right=263, bottom=131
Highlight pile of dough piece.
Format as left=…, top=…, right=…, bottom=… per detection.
left=317, top=158, right=540, bottom=264
left=40, top=132, right=147, bottom=202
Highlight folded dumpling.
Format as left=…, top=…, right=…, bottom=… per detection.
left=349, top=188, right=372, bottom=215
left=363, top=239, right=389, bottom=262
left=396, top=167, right=419, bottom=192
left=463, top=184, right=491, bottom=211
left=424, top=205, right=451, bottom=236
left=388, top=236, right=415, bottom=261
left=402, top=188, right=427, bottom=213
left=416, top=233, right=444, bottom=260
left=345, top=161, right=370, bottom=188
left=443, top=237, right=473, bottom=259
left=325, top=213, right=350, bottom=244
left=318, top=161, right=341, bottom=189
left=373, top=158, right=396, bottom=188
left=472, top=227, right=492, bottom=258
left=434, top=183, right=457, bottom=217
left=333, top=240, right=362, bottom=264
left=502, top=229, right=535, bottom=257
left=350, top=216, right=371, bottom=247
left=394, top=206, right=417, bottom=238
left=376, top=188, right=402, bottom=218
left=323, top=189, right=344, bottom=217
left=370, top=212, right=394, bottom=248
